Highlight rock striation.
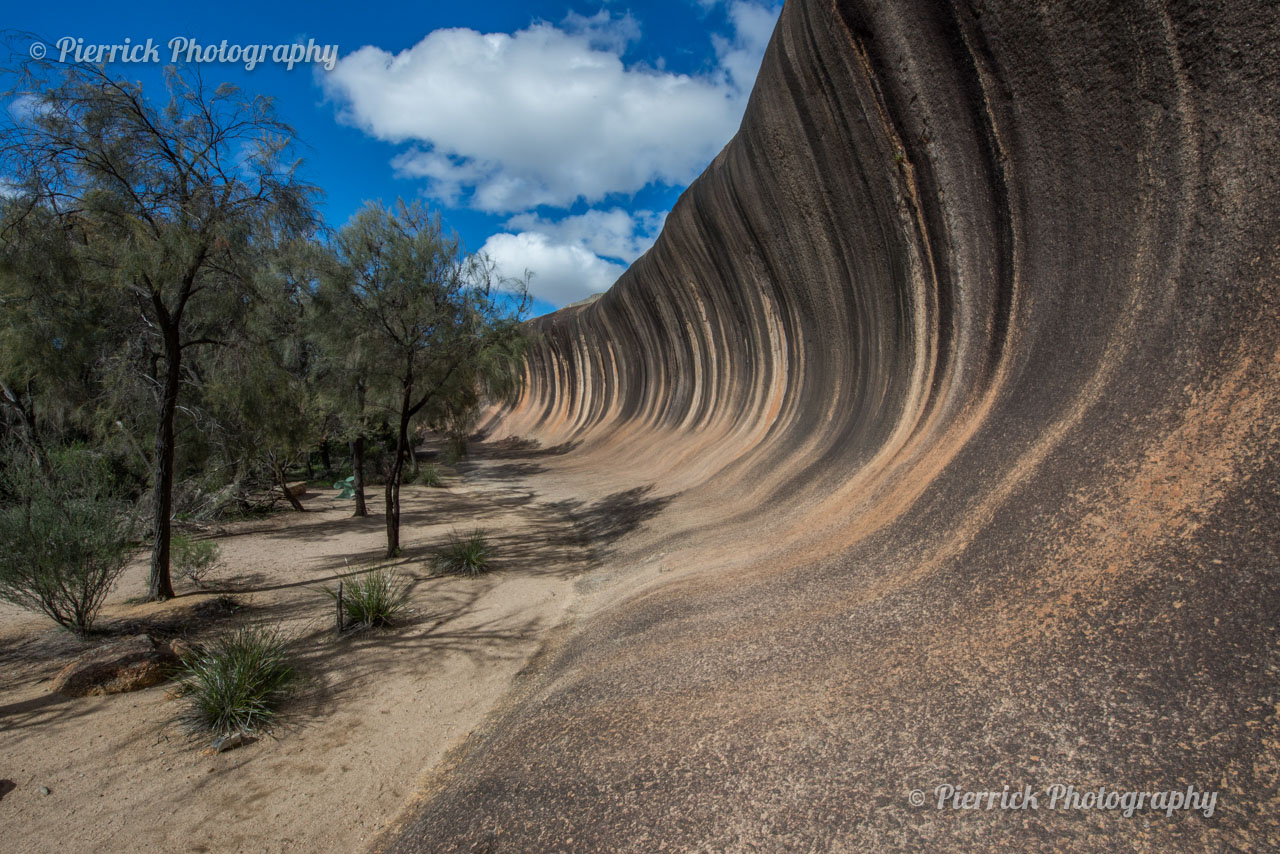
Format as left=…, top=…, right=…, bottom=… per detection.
left=386, top=0, right=1280, bottom=850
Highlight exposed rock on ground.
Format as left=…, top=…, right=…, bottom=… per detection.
left=49, top=634, right=180, bottom=697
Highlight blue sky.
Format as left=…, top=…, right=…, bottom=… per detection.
left=8, top=0, right=780, bottom=315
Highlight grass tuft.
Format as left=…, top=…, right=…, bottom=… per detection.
left=175, top=625, right=297, bottom=736
left=415, top=464, right=443, bottom=487
left=432, top=529, right=492, bottom=577
left=326, top=567, right=412, bottom=630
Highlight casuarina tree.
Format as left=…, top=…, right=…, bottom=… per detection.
left=0, top=62, right=318, bottom=599
left=318, top=199, right=529, bottom=557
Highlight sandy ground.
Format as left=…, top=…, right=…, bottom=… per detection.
left=0, top=444, right=618, bottom=854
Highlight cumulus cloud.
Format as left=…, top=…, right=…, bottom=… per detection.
left=326, top=3, right=779, bottom=308
left=561, top=9, right=642, bottom=54
left=505, top=208, right=667, bottom=264
left=481, top=231, right=627, bottom=307
left=324, top=4, right=780, bottom=212
left=483, top=207, right=668, bottom=306
left=714, top=1, right=781, bottom=90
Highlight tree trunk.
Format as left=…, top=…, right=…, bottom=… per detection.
left=384, top=471, right=400, bottom=557
left=147, top=331, right=180, bottom=601
left=304, top=453, right=314, bottom=481
left=408, top=442, right=419, bottom=476
left=278, top=468, right=306, bottom=512
left=384, top=393, right=411, bottom=558
left=320, top=441, right=333, bottom=477
left=350, top=436, right=368, bottom=517
left=0, top=383, right=50, bottom=476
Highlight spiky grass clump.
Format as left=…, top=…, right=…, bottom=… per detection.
left=415, top=464, right=443, bottom=487
left=433, top=529, right=492, bottom=577
left=176, top=625, right=297, bottom=736
left=327, top=567, right=412, bottom=630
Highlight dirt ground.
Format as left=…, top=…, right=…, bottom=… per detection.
left=0, top=440, right=653, bottom=854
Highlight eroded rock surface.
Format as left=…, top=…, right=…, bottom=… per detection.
left=385, top=0, right=1280, bottom=850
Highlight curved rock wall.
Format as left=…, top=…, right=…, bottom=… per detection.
left=394, top=0, right=1280, bottom=850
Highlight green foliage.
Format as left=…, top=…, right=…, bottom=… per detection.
left=175, top=625, right=298, bottom=735
left=433, top=529, right=493, bottom=577
left=325, top=567, right=412, bottom=630
left=415, top=464, right=443, bottom=487
left=443, top=437, right=469, bottom=465
left=172, top=534, right=221, bottom=588
left=0, top=447, right=137, bottom=637
left=1, top=61, right=320, bottom=599
left=315, top=198, right=531, bottom=557
left=1, top=65, right=529, bottom=590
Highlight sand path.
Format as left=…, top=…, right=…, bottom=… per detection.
left=0, top=441, right=625, bottom=854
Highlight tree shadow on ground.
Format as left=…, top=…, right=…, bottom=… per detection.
left=0, top=688, right=102, bottom=735
left=0, top=596, right=246, bottom=735
left=478, top=485, right=675, bottom=578
left=471, top=436, right=582, bottom=459
left=0, top=435, right=675, bottom=760
left=0, top=596, right=245, bottom=690
left=279, top=583, right=549, bottom=730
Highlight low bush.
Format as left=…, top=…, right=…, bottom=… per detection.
left=325, top=567, right=412, bottom=630
left=175, top=625, right=297, bottom=735
left=433, top=529, right=492, bottom=577
left=172, top=534, right=221, bottom=588
left=415, top=464, right=443, bottom=487
left=443, top=436, right=468, bottom=465
left=0, top=449, right=137, bottom=638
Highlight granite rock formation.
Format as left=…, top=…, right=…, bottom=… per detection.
left=384, top=0, right=1280, bottom=850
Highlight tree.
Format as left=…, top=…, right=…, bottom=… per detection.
left=0, top=200, right=128, bottom=474
left=202, top=238, right=324, bottom=514
left=319, top=200, right=529, bottom=557
left=308, top=244, right=380, bottom=518
left=0, top=62, right=317, bottom=600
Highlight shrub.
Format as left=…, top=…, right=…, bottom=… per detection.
left=0, top=449, right=137, bottom=638
left=443, top=436, right=468, bottom=465
left=175, top=625, right=297, bottom=735
left=325, top=567, right=412, bottom=630
left=172, top=534, right=221, bottom=587
left=433, top=529, right=492, bottom=577
left=415, top=464, right=443, bottom=487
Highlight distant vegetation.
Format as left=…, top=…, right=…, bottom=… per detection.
left=172, top=534, right=221, bottom=589
left=415, top=464, right=445, bottom=487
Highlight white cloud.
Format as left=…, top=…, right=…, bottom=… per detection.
left=561, top=9, right=642, bottom=54
left=324, top=4, right=781, bottom=212
left=714, top=1, right=780, bottom=90
left=481, top=231, right=627, bottom=306
left=504, top=207, right=666, bottom=264
left=485, top=208, right=668, bottom=306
